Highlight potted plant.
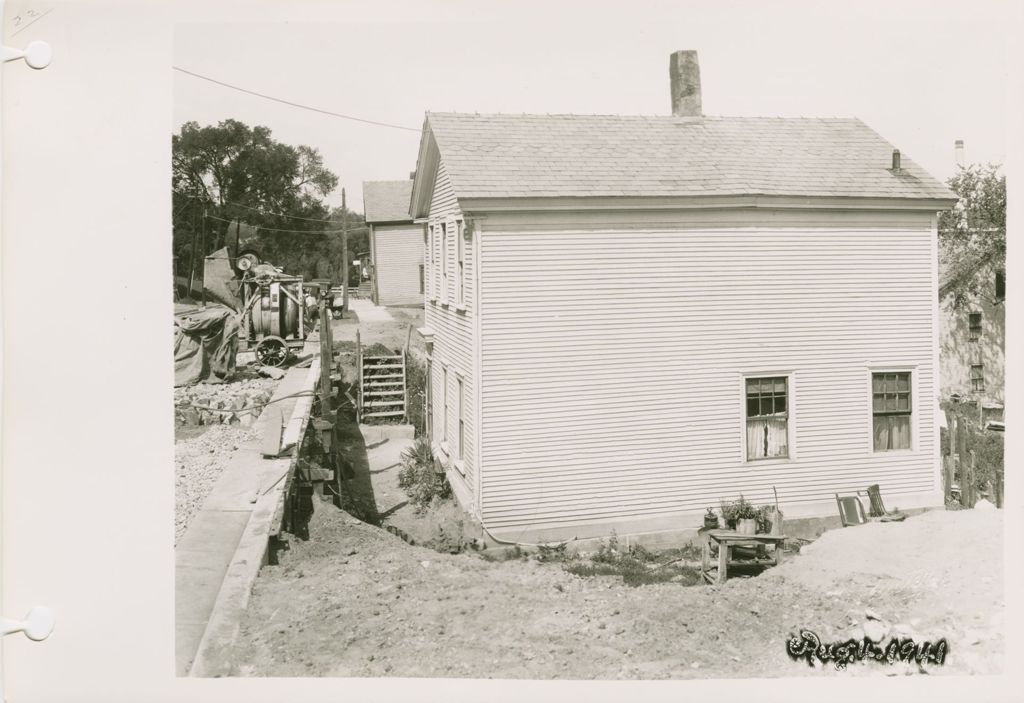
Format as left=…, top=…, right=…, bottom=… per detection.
left=721, top=496, right=758, bottom=533
left=755, top=504, right=783, bottom=534
left=703, top=507, right=719, bottom=529
left=733, top=496, right=758, bottom=535
left=719, top=499, right=739, bottom=530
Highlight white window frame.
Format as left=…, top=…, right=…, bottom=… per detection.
left=441, top=364, right=449, bottom=449
left=741, top=372, right=794, bottom=463
left=456, top=220, right=466, bottom=308
left=456, top=374, right=465, bottom=461
left=426, top=224, right=435, bottom=301
left=441, top=221, right=448, bottom=303
left=866, top=366, right=918, bottom=454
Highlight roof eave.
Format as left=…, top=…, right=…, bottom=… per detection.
left=409, top=118, right=439, bottom=220
left=458, top=194, right=959, bottom=214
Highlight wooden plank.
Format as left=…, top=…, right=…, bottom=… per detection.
left=319, top=298, right=332, bottom=409
left=717, top=542, right=728, bottom=585
left=356, top=329, right=362, bottom=424
left=261, top=406, right=283, bottom=458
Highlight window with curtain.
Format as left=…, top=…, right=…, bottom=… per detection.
left=872, top=372, right=911, bottom=451
left=745, top=376, right=788, bottom=460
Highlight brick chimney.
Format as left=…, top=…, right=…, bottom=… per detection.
left=669, top=50, right=702, bottom=117
left=954, top=140, right=965, bottom=168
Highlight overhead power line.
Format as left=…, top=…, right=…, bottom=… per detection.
left=176, top=192, right=343, bottom=223
left=173, top=66, right=421, bottom=133
left=206, top=213, right=367, bottom=235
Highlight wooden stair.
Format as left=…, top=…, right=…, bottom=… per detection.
left=358, top=352, right=407, bottom=423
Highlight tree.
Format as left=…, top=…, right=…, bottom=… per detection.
left=937, top=164, right=1005, bottom=305
left=172, top=119, right=339, bottom=284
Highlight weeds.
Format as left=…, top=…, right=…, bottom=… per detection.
left=397, top=436, right=451, bottom=511
left=563, top=531, right=702, bottom=588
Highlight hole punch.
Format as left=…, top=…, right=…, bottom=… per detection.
left=2, top=40, right=52, bottom=69
left=1, top=606, right=55, bottom=641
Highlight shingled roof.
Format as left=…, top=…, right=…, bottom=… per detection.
left=363, top=180, right=414, bottom=223
left=415, top=113, right=956, bottom=209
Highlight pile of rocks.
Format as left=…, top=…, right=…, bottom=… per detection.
left=174, top=378, right=278, bottom=428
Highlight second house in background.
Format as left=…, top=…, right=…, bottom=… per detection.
left=363, top=177, right=424, bottom=307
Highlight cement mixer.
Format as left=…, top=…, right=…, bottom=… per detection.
left=237, top=258, right=308, bottom=367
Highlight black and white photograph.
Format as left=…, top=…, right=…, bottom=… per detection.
left=2, top=0, right=1020, bottom=700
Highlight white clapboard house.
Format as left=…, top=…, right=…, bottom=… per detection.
left=412, top=51, right=957, bottom=544
left=363, top=179, right=424, bottom=306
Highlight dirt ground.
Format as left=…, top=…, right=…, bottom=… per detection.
left=227, top=502, right=1003, bottom=678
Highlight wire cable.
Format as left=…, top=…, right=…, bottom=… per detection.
left=205, top=213, right=367, bottom=234
left=175, top=192, right=346, bottom=223
left=173, top=66, right=421, bottom=133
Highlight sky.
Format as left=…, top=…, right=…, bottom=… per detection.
left=173, top=0, right=1013, bottom=213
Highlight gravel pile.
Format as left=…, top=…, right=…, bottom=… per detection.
left=175, top=423, right=260, bottom=544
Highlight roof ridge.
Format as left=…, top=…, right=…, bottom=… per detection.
left=426, top=111, right=864, bottom=121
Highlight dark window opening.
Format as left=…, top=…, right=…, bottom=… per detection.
left=996, top=269, right=1005, bottom=301
left=968, top=312, right=982, bottom=341
left=971, top=364, right=985, bottom=392
left=872, top=372, right=911, bottom=451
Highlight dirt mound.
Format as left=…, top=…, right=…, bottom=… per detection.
left=228, top=504, right=1003, bottom=678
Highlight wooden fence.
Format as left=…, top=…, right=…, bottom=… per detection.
left=943, top=413, right=1004, bottom=508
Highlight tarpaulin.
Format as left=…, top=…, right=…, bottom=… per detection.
left=174, top=303, right=240, bottom=387
left=203, top=247, right=243, bottom=311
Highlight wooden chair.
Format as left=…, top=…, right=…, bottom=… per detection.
left=835, top=493, right=869, bottom=527
left=865, top=484, right=907, bottom=522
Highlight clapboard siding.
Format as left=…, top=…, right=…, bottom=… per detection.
left=372, top=223, right=423, bottom=306
left=423, top=160, right=477, bottom=506
left=479, top=225, right=939, bottom=531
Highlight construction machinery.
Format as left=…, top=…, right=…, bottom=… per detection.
left=236, top=254, right=308, bottom=367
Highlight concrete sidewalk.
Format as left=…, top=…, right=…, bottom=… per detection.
left=175, top=362, right=316, bottom=676
left=348, top=297, right=394, bottom=322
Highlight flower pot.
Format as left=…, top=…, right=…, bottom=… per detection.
left=703, top=514, right=719, bottom=529
left=736, top=518, right=757, bottom=535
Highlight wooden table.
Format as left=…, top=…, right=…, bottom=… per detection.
left=701, top=529, right=786, bottom=585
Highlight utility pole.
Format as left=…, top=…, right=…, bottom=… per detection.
left=341, top=187, right=349, bottom=315
left=200, top=207, right=207, bottom=307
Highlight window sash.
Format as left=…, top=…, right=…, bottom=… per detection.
left=745, top=376, right=788, bottom=460
left=871, top=372, right=912, bottom=450
left=457, top=221, right=465, bottom=306
left=426, top=226, right=434, bottom=299
left=442, top=366, right=448, bottom=443
left=457, top=377, right=465, bottom=460
left=968, top=313, right=982, bottom=339
left=971, top=364, right=985, bottom=391
left=441, top=222, right=448, bottom=300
